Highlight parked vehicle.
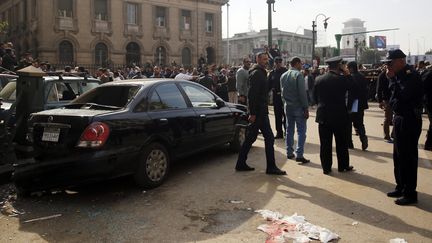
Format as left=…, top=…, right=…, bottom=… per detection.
left=0, top=73, right=18, bottom=93
left=13, top=79, right=248, bottom=195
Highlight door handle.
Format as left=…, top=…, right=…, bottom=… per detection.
left=199, top=114, right=206, bottom=118
left=159, top=118, right=168, bottom=124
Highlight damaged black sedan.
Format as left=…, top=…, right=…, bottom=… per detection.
left=13, top=79, right=248, bottom=195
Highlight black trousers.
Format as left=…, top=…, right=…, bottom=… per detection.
left=236, top=114, right=277, bottom=170
left=273, top=93, right=286, bottom=136
left=349, top=110, right=367, bottom=144
left=393, top=115, right=422, bottom=197
left=425, top=110, right=432, bottom=148
left=319, top=122, right=350, bottom=171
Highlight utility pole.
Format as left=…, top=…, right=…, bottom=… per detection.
left=226, top=1, right=230, bottom=65
left=267, top=0, right=275, bottom=48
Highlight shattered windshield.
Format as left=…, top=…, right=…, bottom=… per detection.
left=69, top=85, right=140, bottom=109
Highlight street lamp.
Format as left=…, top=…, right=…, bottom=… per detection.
left=226, top=1, right=230, bottom=65
left=267, top=0, right=276, bottom=48
left=312, top=14, right=329, bottom=66
left=352, top=36, right=366, bottom=63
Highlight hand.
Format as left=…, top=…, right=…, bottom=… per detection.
left=248, top=115, right=256, bottom=123
left=238, top=96, right=245, bottom=103
left=304, top=110, right=309, bottom=119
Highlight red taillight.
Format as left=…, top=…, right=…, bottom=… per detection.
left=77, top=122, right=110, bottom=148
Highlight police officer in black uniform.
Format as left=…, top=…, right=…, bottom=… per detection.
left=268, top=56, right=287, bottom=139
left=384, top=49, right=423, bottom=205
left=313, top=56, right=355, bottom=175
left=235, top=52, right=286, bottom=175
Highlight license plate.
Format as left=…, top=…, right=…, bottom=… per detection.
left=42, top=127, right=60, bottom=142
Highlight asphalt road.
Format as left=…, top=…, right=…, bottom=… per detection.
left=1, top=103, right=431, bottom=242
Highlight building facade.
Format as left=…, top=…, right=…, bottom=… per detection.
left=341, top=18, right=367, bottom=56
left=222, top=28, right=313, bottom=65
left=0, top=0, right=228, bottom=68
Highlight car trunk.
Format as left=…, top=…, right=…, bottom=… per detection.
left=29, top=109, right=114, bottom=157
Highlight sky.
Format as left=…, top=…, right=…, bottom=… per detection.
left=222, top=0, right=432, bottom=55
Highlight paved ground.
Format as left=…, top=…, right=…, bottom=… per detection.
left=0, top=103, right=431, bottom=242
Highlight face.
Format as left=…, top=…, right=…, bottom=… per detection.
left=388, top=58, right=406, bottom=72
left=256, top=54, right=269, bottom=67
left=243, top=59, right=251, bottom=69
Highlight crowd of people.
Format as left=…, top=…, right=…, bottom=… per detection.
left=2, top=39, right=432, bottom=206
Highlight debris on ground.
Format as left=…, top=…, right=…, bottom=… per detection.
left=23, top=214, right=62, bottom=223
left=256, top=209, right=339, bottom=243
left=352, top=221, right=359, bottom=226
left=229, top=200, right=244, bottom=204
left=389, top=238, right=408, bottom=243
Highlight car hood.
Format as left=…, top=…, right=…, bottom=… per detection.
left=225, top=102, right=247, bottom=112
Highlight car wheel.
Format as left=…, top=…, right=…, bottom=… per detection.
left=134, top=143, right=170, bottom=189
left=230, top=125, right=247, bottom=152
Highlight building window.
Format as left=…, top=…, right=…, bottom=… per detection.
left=57, top=0, right=73, bottom=17
left=59, top=40, right=74, bottom=64
left=126, top=42, right=140, bottom=65
left=126, top=3, right=138, bottom=25
left=95, top=43, right=108, bottom=66
left=205, top=13, right=213, bottom=33
left=155, top=46, right=166, bottom=66
left=155, top=6, right=166, bottom=27
left=94, top=0, right=108, bottom=21
left=180, top=10, right=191, bottom=30
left=181, top=47, right=191, bottom=66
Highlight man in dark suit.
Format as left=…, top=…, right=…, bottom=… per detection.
left=268, top=56, right=287, bottom=139
left=235, top=52, right=286, bottom=175
left=313, top=56, right=355, bottom=175
left=347, top=61, right=369, bottom=150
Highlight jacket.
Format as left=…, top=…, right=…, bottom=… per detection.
left=349, top=71, right=369, bottom=111
left=248, top=64, right=269, bottom=116
left=313, top=70, right=354, bottom=125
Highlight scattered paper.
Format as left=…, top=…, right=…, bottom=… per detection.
left=23, top=214, right=62, bottom=223
left=256, top=210, right=339, bottom=243
left=390, top=238, right=408, bottom=243
left=229, top=200, right=244, bottom=204
left=352, top=221, right=359, bottom=226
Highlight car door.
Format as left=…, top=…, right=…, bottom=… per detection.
left=146, top=83, right=199, bottom=157
left=178, top=82, right=234, bottom=148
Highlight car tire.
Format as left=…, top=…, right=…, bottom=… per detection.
left=229, top=125, right=247, bottom=152
left=134, top=143, right=170, bottom=189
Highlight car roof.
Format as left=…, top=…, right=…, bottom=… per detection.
left=0, top=73, right=18, bottom=78
left=100, top=78, right=184, bottom=87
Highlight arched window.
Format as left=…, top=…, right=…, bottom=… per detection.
left=59, top=40, right=74, bottom=64
left=206, top=47, right=215, bottom=64
left=154, top=46, right=166, bottom=66
left=126, top=42, right=140, bottom=66
left=181, top=47, right=191, bottom=66
left=95, top=42, right=108, bottom=66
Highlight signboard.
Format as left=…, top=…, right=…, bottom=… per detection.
left=370, top=36, right=387, bottom=49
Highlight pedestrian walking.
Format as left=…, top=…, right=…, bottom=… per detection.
left=235, top=52, right=286, bottom=175
left=227, top=69, right=238, bottom=103
left=313, top=56, right=355, bottom=175
left=347, top=61, right=369, bottom=151
left=236, top=57, right=251, bottom=105
left=376, top=66, right=394, bottom=142
left=383, top=49, right=423, bottom=206
left=280, top=57, right=310, bottom=163
left=268, top=56, right=287, bottom=139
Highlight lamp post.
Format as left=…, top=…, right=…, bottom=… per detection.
left=353, top=36, right=366, bottom=63
left=312, top=14, right=329, bottom=67
left=267, top=0, right=276, bottom=48
left=226, top=1, right=230, bottom=65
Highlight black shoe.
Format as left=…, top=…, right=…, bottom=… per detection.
left=296, top=157, right=310, bottom=164
left=266, top=168, right=287, bottom=175
left=338, top=166, right=354, bottom=172
left=387, top=190, right=403, bottom=198
left=235, top=165, right=255, bottom=171
left=348, top=143, right=354, bottom=149
left=424, top=145, right=432, bottom=151
left=323, top=169, right=332, bottom=175
left=395, top=197, right=418, bottom=206
left=287, top=154, right=295, bottom=160
left=361, top=143, right=368, bottom=151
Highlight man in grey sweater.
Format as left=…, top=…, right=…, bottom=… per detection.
left=280, top=57, right=310, bottom=163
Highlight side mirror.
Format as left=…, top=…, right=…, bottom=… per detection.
left=215, top=98, right=225, bottom=108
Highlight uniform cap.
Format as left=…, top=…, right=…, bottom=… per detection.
left=383, top=49, right=406, bottom=62
left=324, top=56, right=343, bottom=64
